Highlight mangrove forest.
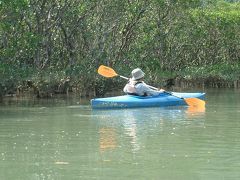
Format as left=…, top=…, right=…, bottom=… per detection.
left=0, top=0, right=240, bottom=98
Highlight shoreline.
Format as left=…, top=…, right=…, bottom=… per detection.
left=1, top=77, right=239, bottom=101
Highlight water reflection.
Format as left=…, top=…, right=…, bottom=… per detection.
left=99, top=128, right=117, bottom=152
left=93, top=106, right=205, bottom=153
left=186, top=106, right=206, bottom=118
left=123, top=112, right=140, bottom=152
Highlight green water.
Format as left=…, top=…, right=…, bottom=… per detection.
left=0, top=89, right=240, bottom=180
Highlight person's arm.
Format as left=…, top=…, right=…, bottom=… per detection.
left=136, top=83, right=164, bottom=96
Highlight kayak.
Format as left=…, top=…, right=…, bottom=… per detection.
left=91, top=92, right=205, bottom=109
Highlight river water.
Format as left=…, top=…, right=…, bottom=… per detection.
left=0, top=88, right=240, bottom=180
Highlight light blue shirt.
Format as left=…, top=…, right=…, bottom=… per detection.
left=134, top=83, right=162, bottom=96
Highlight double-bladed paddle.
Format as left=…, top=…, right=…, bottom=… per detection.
left=97, top=65, right=205, bottom=108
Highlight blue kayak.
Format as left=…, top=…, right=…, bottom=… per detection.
left=91, top=92, right=205, bottom=109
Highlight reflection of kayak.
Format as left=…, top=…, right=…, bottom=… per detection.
left=91, top=92, right=205, bottom=109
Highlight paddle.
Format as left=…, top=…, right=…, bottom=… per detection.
left=97, top=65, right=205, bottom=108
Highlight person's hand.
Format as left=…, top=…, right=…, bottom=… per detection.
left=158, top=88, right=165, bottom=92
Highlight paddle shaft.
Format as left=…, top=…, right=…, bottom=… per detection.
left=119, top=75, right=128, bottom=80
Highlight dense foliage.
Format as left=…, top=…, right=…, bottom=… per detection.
left=0, top=0, right=240, bottom=97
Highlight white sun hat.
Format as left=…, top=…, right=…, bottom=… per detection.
left=131, top=68, right=145, bottom=80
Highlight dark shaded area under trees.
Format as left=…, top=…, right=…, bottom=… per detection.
left=0, top=0, right=240, bottom=99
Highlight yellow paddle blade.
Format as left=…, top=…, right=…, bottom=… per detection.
left=184, top=98, right=206, bottom=108
left=98, top=65, right=118, bottom=78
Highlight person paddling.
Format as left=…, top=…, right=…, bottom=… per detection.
left=123, top=68, right=165, bottom=96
